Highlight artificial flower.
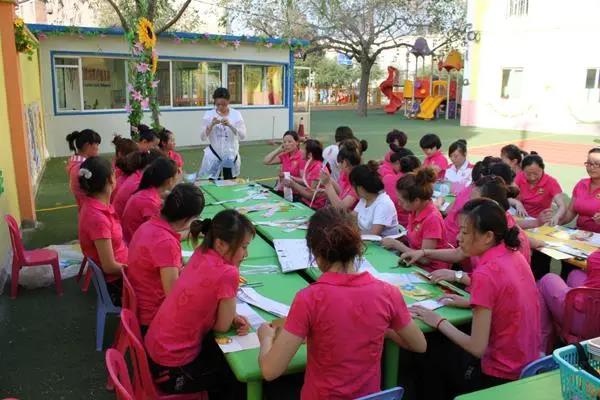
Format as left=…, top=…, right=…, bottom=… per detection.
left=137, top=18, right=156, bottom=49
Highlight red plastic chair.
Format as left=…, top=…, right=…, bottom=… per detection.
left=119, top=309, right=207, bottom=400
left=105, top=349, right=135, bottom=400
left=560, top=287, right=600, bottom=344
left=75, top=256, right=92, bottom=292
left=5, top=215, right=63, bottom=299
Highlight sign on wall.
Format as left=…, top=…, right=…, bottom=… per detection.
left=24, top=102, right=47, bottom=187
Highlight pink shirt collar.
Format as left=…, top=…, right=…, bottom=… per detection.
left=476, top=243, right=510, bottom=266
left=148, top=216, right=181, bottom=242
left=412, top=201, right=436, bottom=224
left=316, top=271, right=376, bottom=287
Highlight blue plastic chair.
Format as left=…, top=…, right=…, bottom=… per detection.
left=355, top=387, right=404, bottom=400
left=88, top=259, right=121, bottom=351
left=519, top=355, right=559, bottom=378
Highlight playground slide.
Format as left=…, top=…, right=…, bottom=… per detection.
left=379, top=67, right=404, bottom=114
left=417, top=95, right=445, bottom=120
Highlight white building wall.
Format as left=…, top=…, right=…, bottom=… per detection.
left=37, top=34, right=292, bottom=157
left=462, top=0, right=600, bottom=135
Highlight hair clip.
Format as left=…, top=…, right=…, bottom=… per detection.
left=79, top=168, right=92, bottom=179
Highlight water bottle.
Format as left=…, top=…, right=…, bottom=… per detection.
left=283, top=172, right=293, bottom=202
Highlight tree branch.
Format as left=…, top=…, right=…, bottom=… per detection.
left=156, top=0, right=193, bottom=33
left=147, top=0, right=157, bottom=21
left=105, top=0, right=130, bottom=32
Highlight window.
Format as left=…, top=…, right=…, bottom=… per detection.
left=55, top=57, right=81, bottom=111
left=173, top=61, right=221, bottom=107
left=81, top=58, right=127, bottom=110
left=227, top=64, right=243, bottom=104
left=507, top=0, right=528, bottom=17
left=155, top=61, right=171, bottom=106
left=585, top=68, right=600, bottom=103
left=243, top=65, right=284, bottom=105
left=500, top=68, right=523, bottom=99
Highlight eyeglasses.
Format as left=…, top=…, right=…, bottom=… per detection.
left=584, top=162, right=600, bottom=169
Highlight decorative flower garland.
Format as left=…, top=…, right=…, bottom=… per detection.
left=14, top=18, right=38, bottom=60
left=126, top=18, right=160, bottom=139
left=30, top=25, right=306, bottom=52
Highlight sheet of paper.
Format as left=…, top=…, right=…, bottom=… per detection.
left=216, top=332, right=260, bottom=353
left=182, top=250, right=194, bottom=258
left=539, top=247, right=572, bottom=260
left=273, top=239, right=312, bottom=272
left=236, top=301, right=266, bottom=330
left=238, top=287, right=290, bottom=318
left=411, top=299, right=444, bottom=310
left=377, top=272, right=425, bottom=286
left=356, top=258, right=380, bottom=275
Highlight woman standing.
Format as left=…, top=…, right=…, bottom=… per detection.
left=199, top=88, right=247, bottom=180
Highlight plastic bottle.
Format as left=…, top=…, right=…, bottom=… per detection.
left=283, top=172, right=293, bottom=202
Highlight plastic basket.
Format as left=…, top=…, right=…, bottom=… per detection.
left=553, top=342, right=600, bottom=400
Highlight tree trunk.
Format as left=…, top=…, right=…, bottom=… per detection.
left=357, top=59, right=374, bottom=117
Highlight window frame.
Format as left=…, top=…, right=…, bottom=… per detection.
left=51, top=51, right=289, bottom=115
left=585, top=67, right=600, bottom=103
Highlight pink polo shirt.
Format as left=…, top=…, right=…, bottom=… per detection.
left=584, top=250, right=600, bottom=288
left=111, top=173, right=128, bottom=203
left=572, top=178, right=600, bottom=233
left=121, top=187, right=163, bottom=243
left=338, top=170, right=359, bottom=210
left=407, top=201, right=450, bottom=271
left=285, top=272, right=412, bottom=400
left=144, top=248, right=239, bottom=367
left=279, top=149, right=303, bottom=178
left=128, top=218, right=182, bottom=326
left=67, top=155, right=86, bottom=206
left=444, top=185, right=474, bottom=247
left=382, top=172, right=409, bottom=227
left=378, top=160, right=396, bottom=179
left=168, top=150, right=184, bottom=169
left=113, top=170, right=143, bottom=218
left=515, top=172, right=562, bottom=218
left=423, top=150, right=449, bottom=180
left=384, top=150, right=394, bottom=163
left=470, top=243, right=540, bottom=380
left=78, top=197, right=128, bottom=282
left=505, top=212, right=531, bottom=265
left=301, top=159, right=327, bottom=209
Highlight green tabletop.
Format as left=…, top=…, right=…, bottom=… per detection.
left=200, top=203, right=226, bottom=219
left=200, top=182, right=263, bottom=200
left=225, top=257, right=309, bottom=400
left=455, top=371, right=561, bottom=399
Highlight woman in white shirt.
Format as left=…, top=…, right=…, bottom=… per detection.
left=323, top=126, right=361, bottom=182
left=445, top=139, right=473, bottom=194
left=349, top=161, right=399, bottom=236
left=198, top=88, right=247, bottom=180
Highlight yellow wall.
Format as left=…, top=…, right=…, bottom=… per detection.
left=19, top=45, right=48, bottom=189
left=0, top=31, right=22, bottom=263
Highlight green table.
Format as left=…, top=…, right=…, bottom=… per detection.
left=200, top=203, right=226, bottom=219
left=225, top=256, right=308, bottom=400
left=181, top=234, right=276, bottom=262
left=455, top=371, right=561, bottom=399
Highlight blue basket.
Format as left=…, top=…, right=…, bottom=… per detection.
left=553, top=342, right=600, bottom=400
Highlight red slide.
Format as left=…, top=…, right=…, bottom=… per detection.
left=380, top=66, right=404, bottom=114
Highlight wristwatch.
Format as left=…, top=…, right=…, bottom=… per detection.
left=454, top=270, right=464, bottom=283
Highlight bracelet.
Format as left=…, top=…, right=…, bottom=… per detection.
left=435, top=318, right=447, bottom=330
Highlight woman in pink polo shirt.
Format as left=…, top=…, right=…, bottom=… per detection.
left=445, top=139, right=474, bottom=194
left=137, top=125, right=160, bottom=152
left=158, top=128, right=184, bottom=170
left=383, top=153, right=420, bottom=228
left=112, top=149, right=163, bottom=218
left=501, top=144, right=527, bottom=175
left=144, top=209, right=253, bottom=396
left=411, top=198, right=540, bottom=393
left=77, top=157, right=128, bottom=305
left=420, top=133, right=448, bottom=180
left=321, top=139, right=363, bottom=210
left=111, top=135, right=138, bottom=187
left=264, top=130, right=302, bottom=189
left=257, top=207, right=426, bottom=399
left=382, top=167, right=450, bottom=271
left=127, top=183, right=205, bottom=330
left=65, top=129, right=101, bottom=207
left=515, top=153, right=566, bottom=225
left=538, top=249, right=600, bottom=353
left=379, top=129, right=408, bottom=178
left=121, top=157, right=179, bottom=243
left=560, top=148, right=600, bottom=233
left=282, top=139, right=328, bottom=209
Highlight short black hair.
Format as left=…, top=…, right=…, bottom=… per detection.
left=349, top=162, right=384, bottom=194
left=213, top=87, right=230, bottom=101
left=419, top=133, right=442, bottom=150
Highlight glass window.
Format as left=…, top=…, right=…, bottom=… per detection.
left=173, top=61, right=222, bottom=107
left=55, top=60, right=81, bottom=111
left=55, top=57, right=79, bottom=66
left=227, top=65, right=243, bottom=104
left=243, top=65, right=284, bottom=106
left=156, top=61, right=171, bottom=106
left=507, top=0, right=528, bottom=17
left=81, top=57, right=127, bottom=110
left=500, top=68, right=523, bottom=99
left=585, top=69, right=599, bottom=89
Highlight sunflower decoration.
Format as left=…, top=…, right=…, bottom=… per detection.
left=137, top=18, right=156, bottom=49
